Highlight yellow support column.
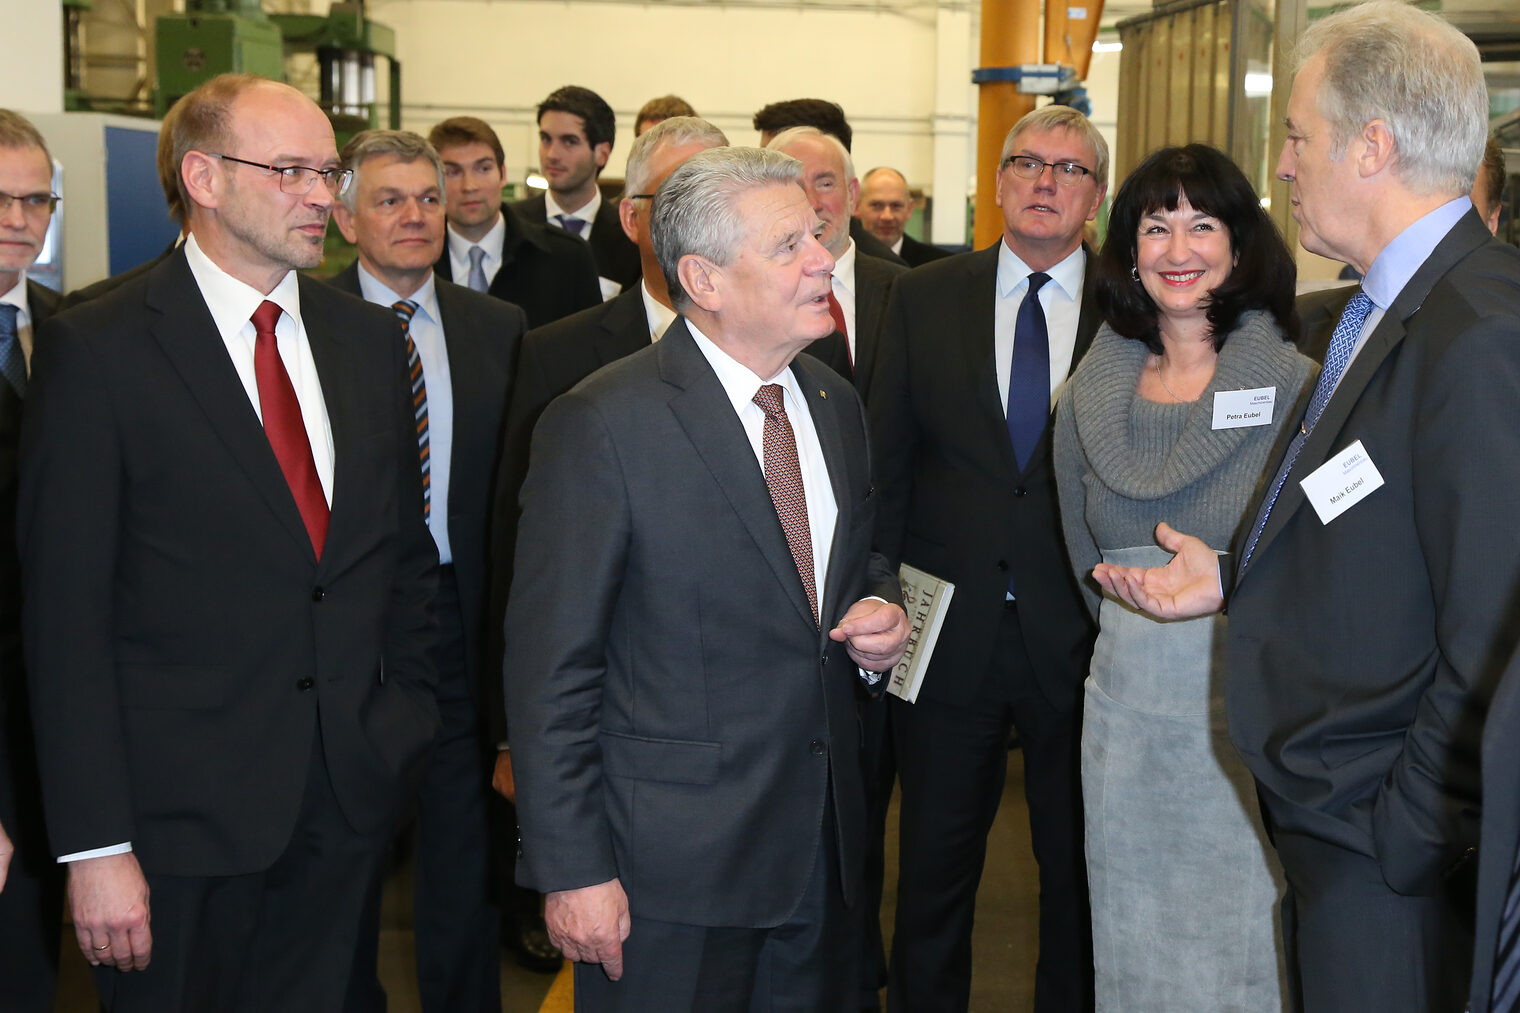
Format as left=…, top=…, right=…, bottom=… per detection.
left=974, top=0, right=1041, bottom=248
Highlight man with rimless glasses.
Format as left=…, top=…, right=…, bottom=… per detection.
left=19, top=74, right=440, bottom=1012
left=868, top=104, right=1106, bottom=1012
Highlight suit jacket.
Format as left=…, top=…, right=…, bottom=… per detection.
left=60, top=243, right=178, bottom=311
left=1471, top=647, right=1520, bottom=1013
left=19, top=248, right=441, bottom=876
left=329, top=264, right=525, bottom=691
left=796, top=251, right=904, bottom=399
left=851, top=218, right=908, bottom=267
left=434, top=204, right=601, bottom=330
left=1294, top=283, right=1357, bottom=363
left=511, top=192, right=641, bottom=290
left=869, top=242, right=1100, bottom=711
left=898, top=233, right=953, bottom=268
left=504, top=320, right=900, bottom=927
left=1227, top=211, right=1520, bottom=895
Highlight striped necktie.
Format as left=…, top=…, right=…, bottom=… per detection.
left=392, top=299, right=430, bottom=519
left=1492, top=847, right=1520, bottom=1010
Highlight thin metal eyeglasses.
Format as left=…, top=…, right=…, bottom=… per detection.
left=0, top=192, right=60, bottom=216
left=212, top=154, right=354, bottom=196
left=1002, top=156, right=1094, bottom=187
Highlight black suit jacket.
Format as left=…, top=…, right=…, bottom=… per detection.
left=511, top=192, right=641, bottom=290
left=1227, top=211, right=1520, bottom=895
left=20, top=248, right=441, bottom=875
left=504, top=319, right=899, bottom=926
left=60, top=243, right=178, bottom=311
left=797, top=251, right=905, bottom=399
left=869, top=242, right=1100, bottom=711
left=850, top=218, right=908, bottom=267
left=434, top=204, right=601, bottom=330
left=329, top=264, right=525, bottom=691
left=1471, top=647, right=1520, bottom=1013
left=898, top=233, right=953, bottom=268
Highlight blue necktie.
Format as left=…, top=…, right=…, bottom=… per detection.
left=0, top=303, right=25, bottom=397
left=466, top=246, right=489, bottom=293
left=1492, top=847, right=1520, bottom=1010
left=1240, top=290, right=1374, bottom=570
left=555, top=214, right=586, bottom=237
left=1006, top=272, right=1051, bottom=472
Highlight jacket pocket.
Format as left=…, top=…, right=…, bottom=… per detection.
left=599, top=731, right=721, bottom=786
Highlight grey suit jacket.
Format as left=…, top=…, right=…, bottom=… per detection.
left=1228, top=211, right=1520, bottom=895
left=504, top=319, right=900, bottom=927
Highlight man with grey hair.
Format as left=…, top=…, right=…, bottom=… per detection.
left=870, top=101, right=1107, bottom=1013
left=504, top=144, right=908, bottom=1010
left=330, top=128, right=525, bottom=1013
left=1092, top=3, right=1520, bottom=1009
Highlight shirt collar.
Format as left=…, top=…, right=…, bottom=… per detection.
left=686, top=319, right=805, bottom=415
left=545, top=188, right=600, bottom=225
left=0, top=274, right=29, bottom=322
left=996, top=239, right=1085, bottom=303
left=1360, top=196, right=1472, bottom=311
left=890, top=235, right=904, bottom=256
left=831, top=238, right=857, bottom=295
left=640, top=279, right=678, bottom=341
left=183, top=232, right=301, bottom=337
left=446, top=210, right=505, bottom=262
left=355, top=261, right=439, bottom=324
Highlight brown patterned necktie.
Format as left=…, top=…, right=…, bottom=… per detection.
left=752, top=383, right=818, bottom=626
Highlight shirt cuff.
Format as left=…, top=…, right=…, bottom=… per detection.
left=58, top=842, right=133, bottom=863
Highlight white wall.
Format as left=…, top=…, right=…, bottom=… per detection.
left=2, top=1, right=65, bottom=114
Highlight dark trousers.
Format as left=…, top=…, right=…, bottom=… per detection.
left=1273, top=830, right=1472, bottom=1013
left=856, top=692, right=895, bottom=1012
left=92, top=733, right=389, bottom=1013
left=0, top=700, right=64, bottom=1013
left=347, top=567, right=501, bottom=1013
left=574, top=802, right=855, bottom=1013
left=887, top=603, right=1091, bottom=1013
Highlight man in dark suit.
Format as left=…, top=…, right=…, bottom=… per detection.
left=513, top=85, right=641, bottom=299
left=0, top=107, right=64, bottom=1013
left=330, top=129, right=525, bottom=1013
left=19, top=74, right=440, bottom=1012
left=768, top=127, right=905, bottom=401
left=1471, top=647, right=1520, bottom=1013
left=427, top=116, right=600, bottom=328
left=857, top=166, right=952, bottom=268
left=870, top=104, right=1107, bottom=1013
left=1093, top=5, right=1520, bottom=1009
left=504, top=145, right=909, bottom=1011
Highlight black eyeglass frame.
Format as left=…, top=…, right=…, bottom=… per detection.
left=0, top=192, right=61, bottom=215
left=1000, top=155, right=1096, bottom=187
left=211, top=153, right=354, bottom=196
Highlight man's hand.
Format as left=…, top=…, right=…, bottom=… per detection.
left=1091, top=522, right=1225, bottom=620
left=545, top=878, right=631, bottom=980
left=0, top=818, right=12, bottom=893
left=831, top=598, right=910, bottom=672
left=492, top=749, right=516, bottom=803
left=68, top=851, right=152, bottom=970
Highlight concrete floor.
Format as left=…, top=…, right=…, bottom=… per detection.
left=55, top=750, right=1039, bottom=1012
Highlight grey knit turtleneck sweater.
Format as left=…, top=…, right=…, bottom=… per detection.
left=1053, top=309, right=1315, bottom=618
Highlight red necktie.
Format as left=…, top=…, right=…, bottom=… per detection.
left=752, top=384, right=818, bottom=626
left=826, top=283, right=852, bottom=366
left=251, top=300, right=329, bottom=558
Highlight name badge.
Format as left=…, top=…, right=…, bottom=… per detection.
left=1212, top=387, right=1276, bottom=430
left=1300, top=439, right=1385, bottom=524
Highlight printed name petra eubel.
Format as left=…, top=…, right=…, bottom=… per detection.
left=1224, top=412, right=1263, bottom=421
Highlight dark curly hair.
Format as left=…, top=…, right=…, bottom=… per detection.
left=1094, top=144, right=1298, bottom=354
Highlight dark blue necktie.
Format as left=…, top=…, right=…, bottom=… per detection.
left=1006, top=272, right=1051, bottom=472
left=1492, top=846, right=1520, bottom=1010
left=1240, top=289, right=1374, bottom=570
left=555, top=214, right=586, bottom=237
left=0, top=303, right=25, bottom=397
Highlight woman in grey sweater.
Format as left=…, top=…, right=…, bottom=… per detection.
left=1053, top=145, right=1314, bottom=1012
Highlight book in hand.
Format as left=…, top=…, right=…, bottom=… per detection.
left=887, top=564, right=955, bottom=703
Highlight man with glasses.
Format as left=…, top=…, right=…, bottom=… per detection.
left=869, top=104, right=1107, bottom=1012
left=0, top=107, right=63, bottom=1013
left=19, top=74, right=440, bottom=1012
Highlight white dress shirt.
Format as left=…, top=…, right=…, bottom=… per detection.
left=994, top=240, right=1086, bottom=414
left=640, top=279, right=678, bottom=342
left=830, top=239, right=860, bottom=363
left=61, top=232, right=336, bottom=864
left=354, top=264, right=455, bottom=564
left=446, top=212, right=507, bottom=290
left=0, top=273, right=36, bottom=369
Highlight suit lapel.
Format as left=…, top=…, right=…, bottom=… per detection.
left=299, top=279, right=361, bottom=571
left=793, top=355, right=854, bottom=633
left=596, top=287, right=653, bottom=363
left=145, top=252, right=316, bottom=561
left=852, top=258, right=886, bottom=386
left=959, top=245, right=1022, bottom=479
left=661, top=322, right=819, bottom=630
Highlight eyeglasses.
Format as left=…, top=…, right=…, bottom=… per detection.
left=0, top=192, right=60, bottom=217
left=1002, top=156, right=1095, bottom=187
left=212, top=154, right=354, bottom=196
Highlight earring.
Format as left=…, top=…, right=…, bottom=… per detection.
left=1131, top=266, right=1140, bottom=282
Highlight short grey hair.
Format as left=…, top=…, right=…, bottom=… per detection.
left=651, top=146, right=803, bottom=312
left=766, top=125, right=856, bottom=186
left=1296, top=0, right=1487, bottom=197
left=1000, top=105, right=1110, bottom=185
left=623, top=116, right=729, bottom=199
left=0, top=109, right=51, bottom=166
left=338, top=129, right=446, bottom=212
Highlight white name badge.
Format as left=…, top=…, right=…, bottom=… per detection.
left=1212, top=387, right=1276, bottom=430
left=1299, top=439, right=1385, bottom=525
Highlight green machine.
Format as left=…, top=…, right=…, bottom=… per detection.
left=154, top=0, right=283, bottom=118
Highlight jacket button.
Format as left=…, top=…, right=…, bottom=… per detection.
left=311, top=586, right=325, bottom=602
left=295, top=677, right=315, bottom=691
left=1012, top=486, right=1027, bottom=497
left=996, top=560, right=1008, bottom=572
left=810, top=740, right=827, bottom=756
